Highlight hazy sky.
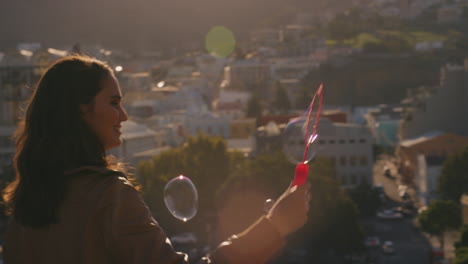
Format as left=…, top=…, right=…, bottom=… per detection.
left=0, top=0, right=320, bottom=51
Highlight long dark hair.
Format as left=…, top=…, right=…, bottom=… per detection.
left=3, top=55, right=115, bottom=228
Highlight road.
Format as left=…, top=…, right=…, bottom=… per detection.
left=362, top=155, right=432, bottom=264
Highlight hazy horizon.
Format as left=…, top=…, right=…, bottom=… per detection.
left=0, top=0, right=350, bottom=51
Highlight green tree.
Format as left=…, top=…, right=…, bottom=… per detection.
left=304, top=158, right=365, bottom=259
left=136, top=134, right=236, bottom=237
left=348, top=183, right=381, bottom=217
left=218, top=155, right=364, bottom=261
left=456, top=225, right=468, bottom=250
left=438, top=148, right=468, bottom=201
left=246, top=94, right=262, bottom=119
left=418, top=200, right=461, bottom=250
left=272, top=81, right=291, bottom=114
left=456, top=247, right=468, bottom=264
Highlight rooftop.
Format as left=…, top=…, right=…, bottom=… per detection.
left=400, top=131, right=444, bottom=148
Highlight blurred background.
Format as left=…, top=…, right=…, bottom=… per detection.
left=1, top=0, right=468, bottom=263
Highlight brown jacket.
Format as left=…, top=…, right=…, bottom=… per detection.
left=4, top=168, right=284, bottom=264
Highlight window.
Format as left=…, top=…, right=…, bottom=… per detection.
left=360, top=156, right=367, bottom=166
left=340, top=156, right=346, bottom=166
left=319, top=140, right=326, bottom=144
left=329, top=140, right=336, bottom=144
left=349, top=139, right=355, bottom=144
left=350, top=174, right=357, bottom=185
left=339, top=139, right=346, bottom=144
left=359, top=138, right=366, bottom=143
left=350, top=156, right=356, bottom=166
left=361, top=174, right=368, bottom=185
left=341, top=174, right=347, bottom=185
left=0, top=136, right=13, bottom=148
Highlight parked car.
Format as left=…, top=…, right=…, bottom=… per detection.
left=403, top=200, right=415, bottom=210
left=392, top=206, right=412, bottom=216
left=382, top=241, right=395, bottom=254
left=364, top=236, right=381, bottom=248
left=377, top=209, right=403, bottom=219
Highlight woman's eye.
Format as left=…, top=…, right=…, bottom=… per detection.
left=111, top=101, right=119, bottom=106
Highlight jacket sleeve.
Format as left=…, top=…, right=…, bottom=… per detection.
left=102, top=174, right=284, bottom=264
left=101, top=175, right=188, bottom=264
left=201, top=216, right=285, bottom=264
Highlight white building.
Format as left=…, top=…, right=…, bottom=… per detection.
left=184, top=113, right=230, bottom=138
left=119, top=72, right=152, bottom=93
left=270, top=57, right=319, bottom=80
left=109, top=120, right=167, bottom=167
left=213, top=90, right=250, bottom=120
left=416, top=154, right=443, bottom=206
left=316, top=118, right=374, bottom=187
left=223, top=59, right=272, bottom=98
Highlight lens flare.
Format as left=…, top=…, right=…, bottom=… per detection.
left=205, top=26, right=236, bottom=58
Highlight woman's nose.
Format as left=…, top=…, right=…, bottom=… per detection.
left=120, top=106, right=128, bottom=122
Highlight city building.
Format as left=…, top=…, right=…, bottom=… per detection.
left=400, top=60, right=468, bottom=140
left=223, top=59, right=272, bottom=99
left=108, top=120, right=167, bottom=168
left=184, top=113, right=230, bottom=138
left=256, top=117, right=374, bottom=187
left=322, top=110, right=348, bottom=123
left=270, top=57, right=319, bottom=80
left=437, top=4, right=463, bottom=23
left=118, top=72, right=152, bottom=93
left=0, top=49, right=45, bottom=173
left=230, top=118, right=256, bottom=139
left=213, top=89, right=250, bottom=119
left=214, top=101, right=245, bottom=120
left=397, top=132, right=468, bottom=186
left=315, top=119, right=374, bottom=187
left=277, top=79, right=302, bottom=109
left=227, top=118, right=257, bottom=156
left=415, top=154, right=444, bottom=206
left=365, top=104, right=403, bottom=147
left=461, top=194, right=468, bottom=225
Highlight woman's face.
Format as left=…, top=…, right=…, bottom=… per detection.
left=81, top=74, right=128, bottom=150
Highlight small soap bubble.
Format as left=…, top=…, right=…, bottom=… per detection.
left=282, top=116, right=319, bottom=164
left=263, top=199, right=275, bottom=214
left=164, top=175, right=198, bottom=222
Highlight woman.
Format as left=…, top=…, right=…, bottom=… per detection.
left=3, top=55, right=309, bottom=264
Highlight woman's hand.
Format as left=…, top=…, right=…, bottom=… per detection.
left=266, top=183, right=310, bottom=238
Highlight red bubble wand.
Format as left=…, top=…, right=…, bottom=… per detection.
left=291, top=84, right=324, bottom=187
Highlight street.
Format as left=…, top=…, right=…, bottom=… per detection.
left=361, top=155, right=432, bottom=264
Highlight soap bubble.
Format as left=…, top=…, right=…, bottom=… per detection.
left=263, top=199, right=275, bottom=214
left=164, top=175, right=198, bottom=222
left=282, top=116, right=319, bottom=164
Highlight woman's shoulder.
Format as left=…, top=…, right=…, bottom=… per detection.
left=65, top=166, right=135, bottom=204
left=65, top=166, right=125, bottom=177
